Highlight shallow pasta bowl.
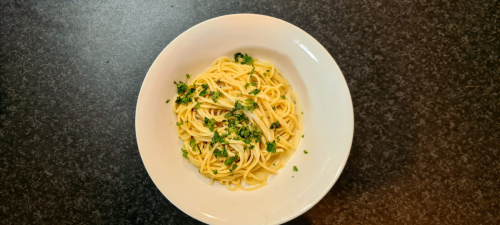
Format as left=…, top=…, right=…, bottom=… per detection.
left=135, top=14, right=354, bottom=225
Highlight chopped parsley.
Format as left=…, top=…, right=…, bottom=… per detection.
left=175, top=87, right=196, bottom=105
left=242, top=54, right=254, bottom=65
left=204, top=117, right=217, bottom=131
left=224, top=154, right=239, bottom=166
left=266, top=140, right=276, bottom=154
left=166, top=99, right=170, bottom=104
left=212, top=91, right=222, bottom=103
left=251, top=125, right=263, bottom=142
left=245, top=99, right=257, bottom=112
left=186, top=74, right=190, bottom=79
left=264, top=73, right=267, bottom=77
left=211, top=130, right=228, bottom=147
left=181, top=146, right=188, bottom=158
left=234, top=52, right=243, bottom=62
left=199, top=84, right=209, bottom=96
left=174, top=81, right=188, bottom=94
left=176, top=122, right=183, bottom=126
left=238, top=126, right=251, bottom=139
left=249, top=66, right=255, bottom=75
left=293, top=166, right=298, bottom=172
left=281, top=95, right=286, bottom=99
left=190, top=139, right=201, bottom=154
left=244, top=83, right=250, bottom=90
left=213, top=170, right=218, bottom=175
left=251, top=80, right=257, bottom=87
left=302, top=111, right=304, bottom=114
left=304, top=150, right=308, bottom=154
left=302, top=134, right=304, bottom=138
left=260, top=116, right=263, bottom=120
left=277, top=136, right=281, bottom=142
left=272, top=106, right=276, bottom=111
left=234, top=52, right=254, bottom=65
left=194, top=101, right=201, bottom=110
left=229, top=164, right=237, bottom=172
left=217, top=79, right=220, bottom=83
left=213, top=145, right=228, bottom=158
left=249, top=89, right=260, bottom=95
left=266, top=70, right=270, bottom=72
left=270, top=121, right=280, bottom=130
left=234, top=100, right=245, bottom=110
left=249, top=145, right=255, bottom=149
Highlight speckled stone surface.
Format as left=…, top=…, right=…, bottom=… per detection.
left=1, top=0, right=499, bottom=224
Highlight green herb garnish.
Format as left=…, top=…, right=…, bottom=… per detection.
left=241, top=54, right=254, bottom=65
left=211, top=130, right=228, bottom=147
left=212, top=91, right=222, bottom=103
left=181, top=146, right=188, bottom=158
left=166, top=99, right=170, bottom=104
left=234, top=52, right=243, bottom=62
left=266, top=140, right=276, bottom=154
left=234, top=52, right=254, bottom=65
left=244, top=83, right=250, bottom=90
left=213, top=170, right=218, bottom=175
left=190, top=139, right=201, bottom=153
left=175, top=87, right=196, bottom=105
left=204, top=117, right=217, bottom=131
left=194, top=101, right=201, bottom=110
left=186, top=74, right=190, bottom=79
left=293, top=166, right=298, bottom=172
left=270, top=121, right=280, bottom=130
left=245, top=99, right=257, bottom=112
left=213, top=145, right=228, bottom=158
left=238, top=126, right=251, bottom=139
left=176, top=122, right=183, bottom=126
left=224, top=154, right=239, bottom=166
left=229, top=164, right=237, bottom=172
left=281, top=95, right=286, bottom=99
left=174, top=81, right=188, bottom=94
left=304, top=150, right=308, bottom=154
left=249, top=89, right=260, bottom=95
left=199, top=84, right=209, bottom=96
left=234, top=100, right=245, bottom=110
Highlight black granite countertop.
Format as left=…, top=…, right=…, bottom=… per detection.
left=1, top=0, right=499, bottom=224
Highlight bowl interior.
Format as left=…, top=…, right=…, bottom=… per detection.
left=136, top=14, right=353, bottom=225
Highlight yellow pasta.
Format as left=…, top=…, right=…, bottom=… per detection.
left=173, top=54, right=302, bottom=191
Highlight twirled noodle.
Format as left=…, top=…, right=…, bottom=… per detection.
left=173, top=54, right=302, bottom=191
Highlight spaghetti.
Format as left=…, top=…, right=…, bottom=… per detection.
left=173, top=53, right=302, bottom=191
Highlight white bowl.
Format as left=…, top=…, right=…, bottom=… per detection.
left=136, top=14, right=354, bottom=225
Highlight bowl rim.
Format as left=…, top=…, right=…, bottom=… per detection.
left=135, top=13, right=354, bottom=225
